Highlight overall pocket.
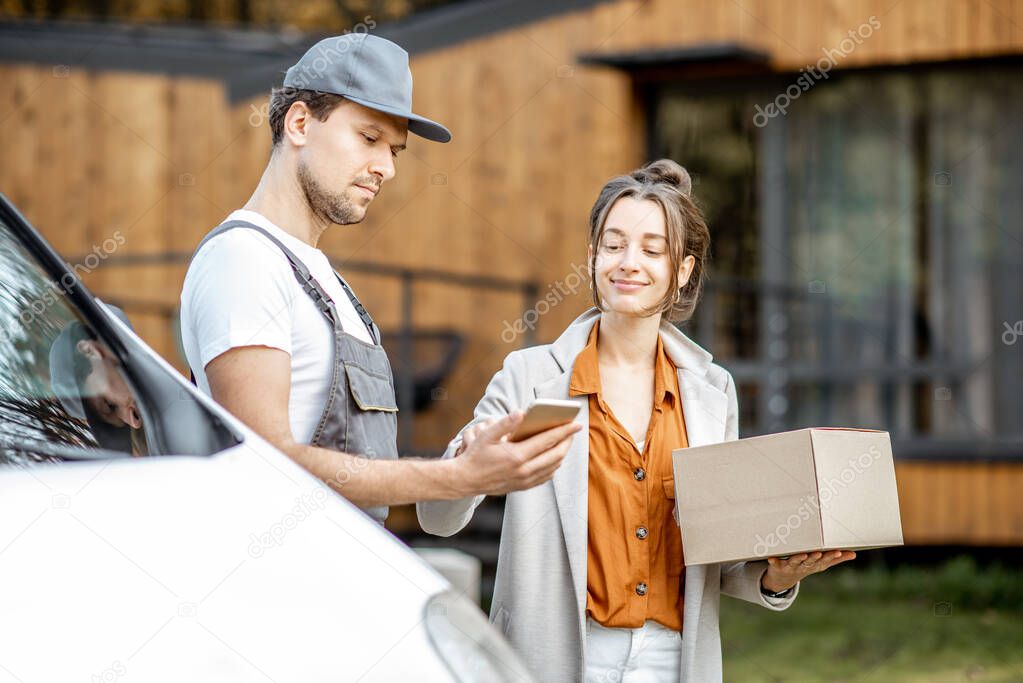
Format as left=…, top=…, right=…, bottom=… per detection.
left=344, top=362, right=399, bottom=413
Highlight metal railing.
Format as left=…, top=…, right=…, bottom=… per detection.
left=77, top=249, right=540, bottom=456
left=687, top=277, right=1022, bottom=461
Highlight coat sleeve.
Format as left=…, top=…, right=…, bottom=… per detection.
left=417, top=351, right=526, bottom=537
left=717, top=369, right=800, bottom=611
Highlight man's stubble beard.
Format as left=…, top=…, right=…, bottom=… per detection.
left=297, top=158, right=364, bottom=226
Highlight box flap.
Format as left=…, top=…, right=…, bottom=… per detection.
left=810, top=429, right=905, bottom=549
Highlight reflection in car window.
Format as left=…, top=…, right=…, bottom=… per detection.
left=0, top=221, right=148, bottom=464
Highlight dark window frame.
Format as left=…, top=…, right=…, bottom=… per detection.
left=0, top=194, right=241, bottom=461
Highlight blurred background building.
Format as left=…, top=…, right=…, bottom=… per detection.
left=1, top=0, right=1021, bottom=605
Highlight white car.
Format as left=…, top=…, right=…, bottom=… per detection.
left=0, top=194, right=534, bottom=683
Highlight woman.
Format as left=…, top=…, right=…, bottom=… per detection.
left=419, top=160, right=855, bottom=682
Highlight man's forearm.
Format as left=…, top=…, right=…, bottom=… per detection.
left=284, top=442, right=471, bottom=508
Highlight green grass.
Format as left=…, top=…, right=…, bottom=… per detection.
left=721, top=558, right=1023, bottom=682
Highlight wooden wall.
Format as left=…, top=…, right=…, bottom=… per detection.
left=2, top=0, right=1022, bottom=542
left=896, top=462, right=1023, bottom=545
left=1, top=65, right=265, bottom=369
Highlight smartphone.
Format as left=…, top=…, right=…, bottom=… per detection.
left=508, top=399, right=582, bottom=442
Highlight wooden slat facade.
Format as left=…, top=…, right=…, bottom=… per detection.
left=1, top=0, right=1022, bottom=543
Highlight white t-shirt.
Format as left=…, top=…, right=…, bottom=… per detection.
left=180, top=209, right=374, bottom=444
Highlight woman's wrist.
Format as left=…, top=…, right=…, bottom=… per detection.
left=760, top=570, right=795, bottom=595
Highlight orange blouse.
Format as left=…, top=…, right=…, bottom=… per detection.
left=570, top=321, right=688, bottom=631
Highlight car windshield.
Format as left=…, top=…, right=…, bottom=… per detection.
left=0, top=216, right=150, bottom=463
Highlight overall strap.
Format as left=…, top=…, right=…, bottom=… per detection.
left=212, top=222, right=379, bottom=343
left=187, top=220, right=381, bottom=385
left=192, top=220, right=341, bottom=328
left=333, top=270, right=381, bottom=345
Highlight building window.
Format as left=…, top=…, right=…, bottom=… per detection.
left=653, top=63, right=1023, bottom=456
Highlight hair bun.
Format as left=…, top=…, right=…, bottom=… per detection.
left=633, top=159, right=692, bottom=196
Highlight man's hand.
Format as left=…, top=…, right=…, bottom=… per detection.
left=762, top=550, right=857, bottom=593
left=452, top=412, right=581, bottom=496
left=453, top=418, right=497, bottom=458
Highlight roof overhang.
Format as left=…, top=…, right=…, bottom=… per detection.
left=0, top=0, right=618, bottom=103
left=578, top=42, right=773, bottom=82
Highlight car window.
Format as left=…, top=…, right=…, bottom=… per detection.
left=0, top=220, right=150, bottom=464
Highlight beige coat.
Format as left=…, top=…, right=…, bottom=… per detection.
left=418, top=308, right=799, bottom=682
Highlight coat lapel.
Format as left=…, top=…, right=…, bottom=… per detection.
left=535, top=311, right=598, bottom=618
left=676, top=367, right=728, bottom=447
left=535, top=371, right=590, bottom=619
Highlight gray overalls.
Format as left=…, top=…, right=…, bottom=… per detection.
left=192, top=220, right=399, bottom=523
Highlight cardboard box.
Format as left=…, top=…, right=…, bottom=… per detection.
left=671, top=428, right=904, bottom=565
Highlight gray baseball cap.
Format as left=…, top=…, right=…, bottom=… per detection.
left=284, top=34, right=451, bottom=143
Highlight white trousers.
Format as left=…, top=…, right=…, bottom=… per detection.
left=584, top=618, right=682, bottom=683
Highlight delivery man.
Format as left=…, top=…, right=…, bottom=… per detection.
left=180, top=34, right=580, bottom=522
